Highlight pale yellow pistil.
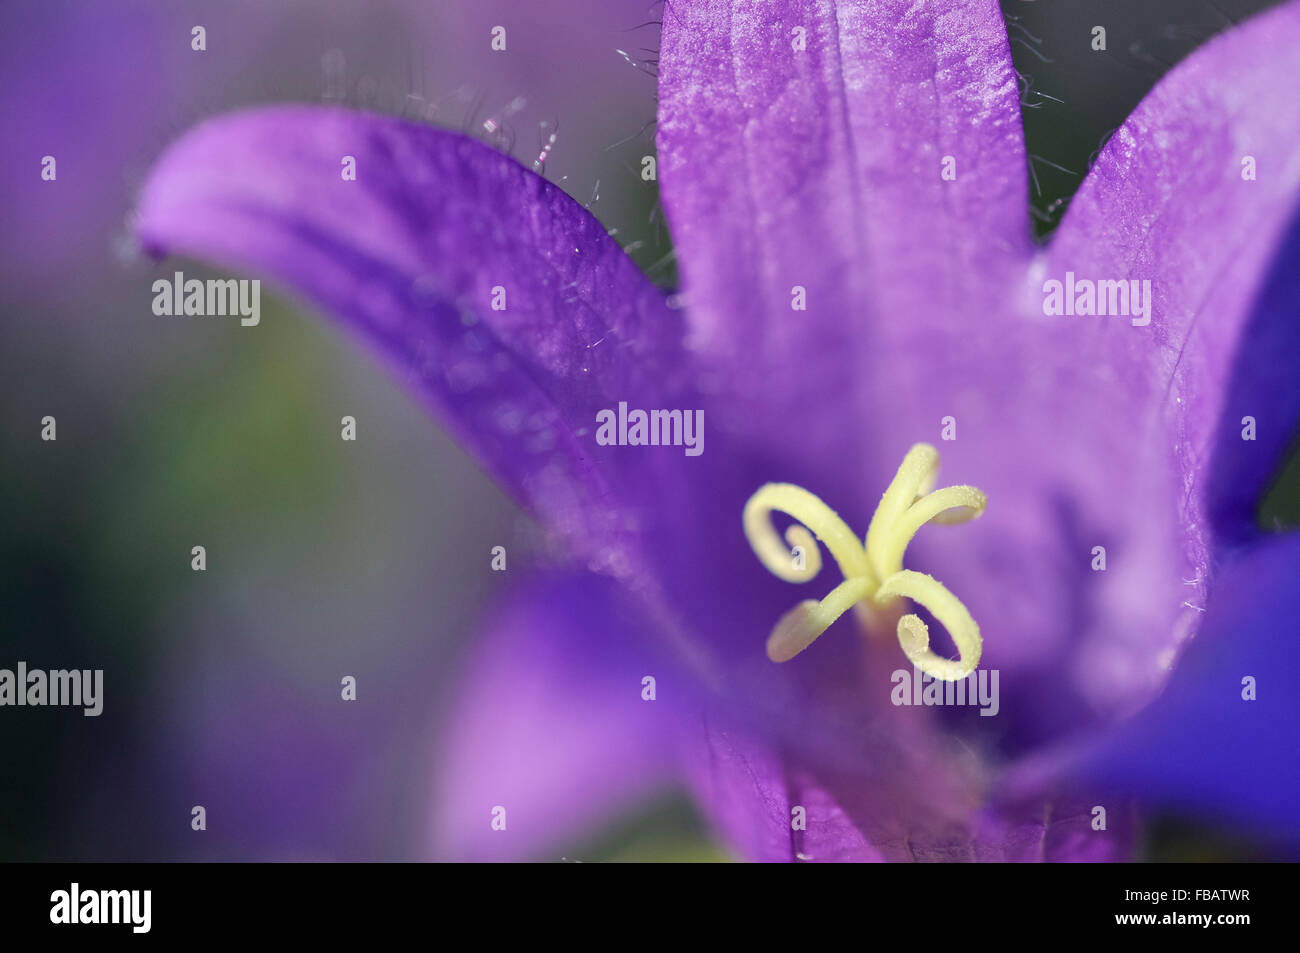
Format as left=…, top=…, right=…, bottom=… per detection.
left=742, top=444, right=987, bottom=681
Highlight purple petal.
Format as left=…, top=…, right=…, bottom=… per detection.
left=973, top=800, right=1136, bottom=863
left=136, top=105, right=688, bottom=574
left=1044, top=0, right=1300, bottom=562
left=1205, top=212, right=1300, bottom=539
left=432, top=574, right=683, bottom=861
left=657, top=0, right=1031, bottom=466
left=1061, top=532, right=1300, bottom=848
left=684, top=706, right=1133, bottom=861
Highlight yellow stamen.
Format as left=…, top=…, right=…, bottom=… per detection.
left=766, top=576, right=876, bottom=662
left=875, top=570, right=981, bottom=680
left=742, top=483, right=872, bottom=584
left=742, top=443, right=987, bottom=681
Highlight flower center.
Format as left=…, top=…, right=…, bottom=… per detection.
left=742, top=444, right=987, bottom=681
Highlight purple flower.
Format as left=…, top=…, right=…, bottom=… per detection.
left=135, top=0, right=1300, bottom=861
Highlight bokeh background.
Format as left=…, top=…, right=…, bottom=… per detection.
left=0, top=0, right=1290, bottom=861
